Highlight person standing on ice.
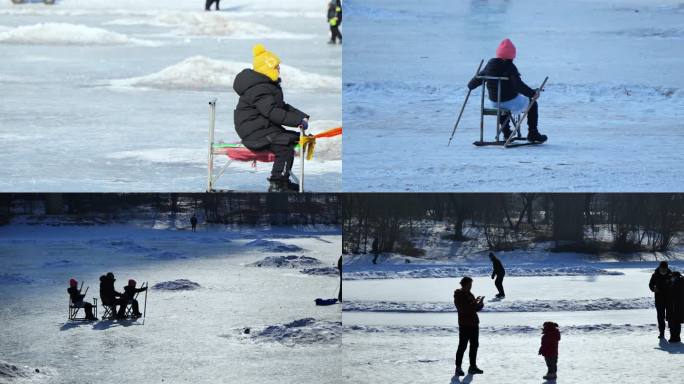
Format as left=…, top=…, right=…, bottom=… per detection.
left=116, top=279, right=147, bottom=319
left=337, top=255, right=343, bottom=302
left=667, top=271, right=684, bottom=343
left=67, top=279, right=97, bottom=320
left=467, top=38, right=547, bottom=143
left=538, top=321, right=560, bottom=380
left=205, top=0, right=220, bottom=11
left=489, top=252, right=505, bottom=298
left=327, top=1, right=342, bottom=44
left=233, top=44, right=310, bottom=192
left=99, top=272, right=121, bottom=317
left=190, top=215, right=198, bottom=232
left=453, top=276, right=485, bottom=376
left=649, top=261, right=672, bottom=339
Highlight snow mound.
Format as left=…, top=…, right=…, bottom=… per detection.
left=343, top=297, right=654, bottom=313
left=300, top=267, right=339, bottom=276
left=109, top=56, right=340, bottom=91
left=244, top=239, right=303, bottom=253
left=107, top=12, right=315, bottom=39
left=152, top=279, right=200, bottom=291
left=311, top=135, right=342, bottom=161
left=0, top=360, right=41, bottom=380
left=248, top=255, right=322, bottom=269
left=0, top=273, right=34, bottom=285
left=345, top=323, right=657, bottom=336
left=253, top=318, right=341, bottom=346
left=343, top=265, right=624, bottom=280
left=0, top=23, right=158, bottom=46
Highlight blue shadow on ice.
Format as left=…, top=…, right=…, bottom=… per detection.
left=654, top=339, right=684, bottom=354
left=91, top=320, right=140, bottom=331
left=450, top=374, right=473, bottom=384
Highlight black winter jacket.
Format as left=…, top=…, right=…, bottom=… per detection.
left=67, top=287, right=85, bottom=303
left=467, top=58, right=536, bottom=102
left=669, top=275, right=684, bottom=324
left=233, top=69, right=309, bottom=150
left=454, top=289, right=483, bottom=327
left=121, top=285, right=146, bottom=301
left=99, top=275, right=121, bottom=305
left=491, top=257, right=505, bottom=278
left=649, top=267, right=672, bottom=303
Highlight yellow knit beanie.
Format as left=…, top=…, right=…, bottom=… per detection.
left=252, top=44, right=280, bottom=82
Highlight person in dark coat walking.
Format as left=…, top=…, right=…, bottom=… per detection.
left=489, top=252, right=505, bottom=298
left=667, top=271, right=684, bottom=343
left=68, top=278, right=97, bottom=320
left=190, top=215, right=198, bottom=232
left=649, top=261, right=672, bottom=339
left=337, top=255, right=343, bottom=302
left=116, top=279, right=147, bottom=319
left=233, top=44, right=310, bottom=192
left=453, top=276, right=485, bottom=376
left=327, top=1, right=342, bottom=44
left=539, top=321, right=561, bottom=380
left=467, top=38, right=547, bottom=143
left=99, top=272, right=121, bottom=317
left=205, top=0, right=220, bottom=11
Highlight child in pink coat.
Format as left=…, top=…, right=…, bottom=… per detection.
left=539, top=322, right=560, bottom=380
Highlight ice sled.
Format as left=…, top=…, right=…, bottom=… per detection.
left=315, top=298, right=339, bottom=306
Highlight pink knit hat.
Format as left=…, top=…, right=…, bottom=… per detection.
left=496, top=38, right=516, bottom=60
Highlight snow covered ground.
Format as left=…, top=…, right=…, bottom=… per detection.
left=343, top=252, right=684, bottom=383
left=0, top=217, right=341, bottom=383
left=0, top=0, right=341, bottom=192
left=342, top=0, right=684, bottom=191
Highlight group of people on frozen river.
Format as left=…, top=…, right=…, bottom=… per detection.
left=68, top=273, right=147, bottom=321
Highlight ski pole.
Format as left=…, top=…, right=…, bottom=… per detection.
left=299, top=126, right=305, bottom=193
left=504, top=76, right=549, bottom=148
left=448, top=59, right=484, bottom=146
left=142, top=282, right=148, bottom=325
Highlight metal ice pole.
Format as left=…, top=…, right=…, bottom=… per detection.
left=448, top=59, right=484, bottom=146
left=299, top=126, right=305, bottom=193
left=207, top=99, right=217, bottom=192
left=142, top=282, right=148, bottom=325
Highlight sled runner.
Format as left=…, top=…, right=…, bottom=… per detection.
left=206, top=99, right=342, bottom=192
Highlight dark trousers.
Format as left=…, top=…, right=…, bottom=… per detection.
left=455, top=326, right=479, bottom=367
left=116, top=299, right=140, bottom=317
left=495, top=275, right=505, bottom=296
left=669, top=320, right=681, bottom=341
left=656, top=300, right=668, bottom=334
left=527, top=100, right=538, bottom=130
left=269, top=143, right=296, bottom=179
left=330, top=25, right=342, bottom=43
left=205, top=0, right=219, bottom=11
left=544, top=356, right=557, bottom=374
left=191, top=223, right=197, bottom=232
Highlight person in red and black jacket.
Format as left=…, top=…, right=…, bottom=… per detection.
left=453, top=276, right=485, bottom=376
left=539, top=322, right=561, bottom=380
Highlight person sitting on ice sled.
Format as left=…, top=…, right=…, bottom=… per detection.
left=233, top=44, right=310, bottom=192
left=539, top=321, right=560, bottom=380
left=467, top=38, right=547, bottom=143
left=67, top=278, right=97, bottom=320
left=116, top=279, right=147, bottom=319
left=99, top=272, right=121, bottom=316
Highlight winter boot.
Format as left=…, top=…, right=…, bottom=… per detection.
left=546, top=373, right=557, bottom=380
left=499, top=117, right=511, bottom=140
left=468, top=366, right=484, bottom=374
left=659, top=332, right=665, bottom=339
left=284, top=178, right=300, bottom=192
left=455, top=367, right=465, bottom=376
left=527, top=127, right=547, bottom=143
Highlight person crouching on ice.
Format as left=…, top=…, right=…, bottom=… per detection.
left=116, top=279, right=147, bottom=319
left=539, top=321, right=560, bottom=380
left=233, top=44, right=310, bottom=192
left=467, top=38, right=547, bottom=143
left=67, top=278, right=97, bottom=320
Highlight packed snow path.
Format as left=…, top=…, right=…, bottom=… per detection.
left=343, top=0, right=684, bottom=191
left=0, top=220, right=342, bottom=383
left=0, top=0, right=341, bottom=191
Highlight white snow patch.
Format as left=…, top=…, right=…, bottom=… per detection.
left=0, top=23, right=158, bottom=46
left=152, top=279, right=200, bottom=291
left=109, top=56, right=340, bottom=91
left=344, top=323, right=658, bottom=336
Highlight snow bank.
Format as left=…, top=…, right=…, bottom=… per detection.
left=343, top=264, right=623, bottom=280
left=107, top=12, right=314, bottom=39
left=109, top=56, right=340, bottom=91
left=310, top=135, right=342, bottom=161
left=244, top=239, right=303, bottom=253
left=300, top=267, right=339, bottom=277
left=343, top=297, right=654, bottom=313
left=252, top=318, right=341, bottom=346
left=0, top=360, right=41, bottom=380
left=345, top=323, right=657, bottom=336
left=152, top=279, right=200, bottom=291
left=0, top=23, right=158, bottom=46
left=247, top=255, right=322, bottom=269
left=0, top=273, right=33, bottom=285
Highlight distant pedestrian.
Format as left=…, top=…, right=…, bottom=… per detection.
left=327, top=1, right=342, bottom=44
left=489, top=252, right=505, bottom=298
left=338, top=255, right=343, bottom=302
left=205, top=0, right=220, bottom=11
left=190, top=215, right=198, bottom=232
left=453, top=276, right=485, bottom=376
left=539, top=322, right=560, bottom=380
left=668, top=271, right=684, bottom=343
left=649, top=261, right=672, bottom=339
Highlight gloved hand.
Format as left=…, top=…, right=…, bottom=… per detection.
left=533, top=88, right=541, bottom=98
left=299, top=118, right=309, bottom=130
